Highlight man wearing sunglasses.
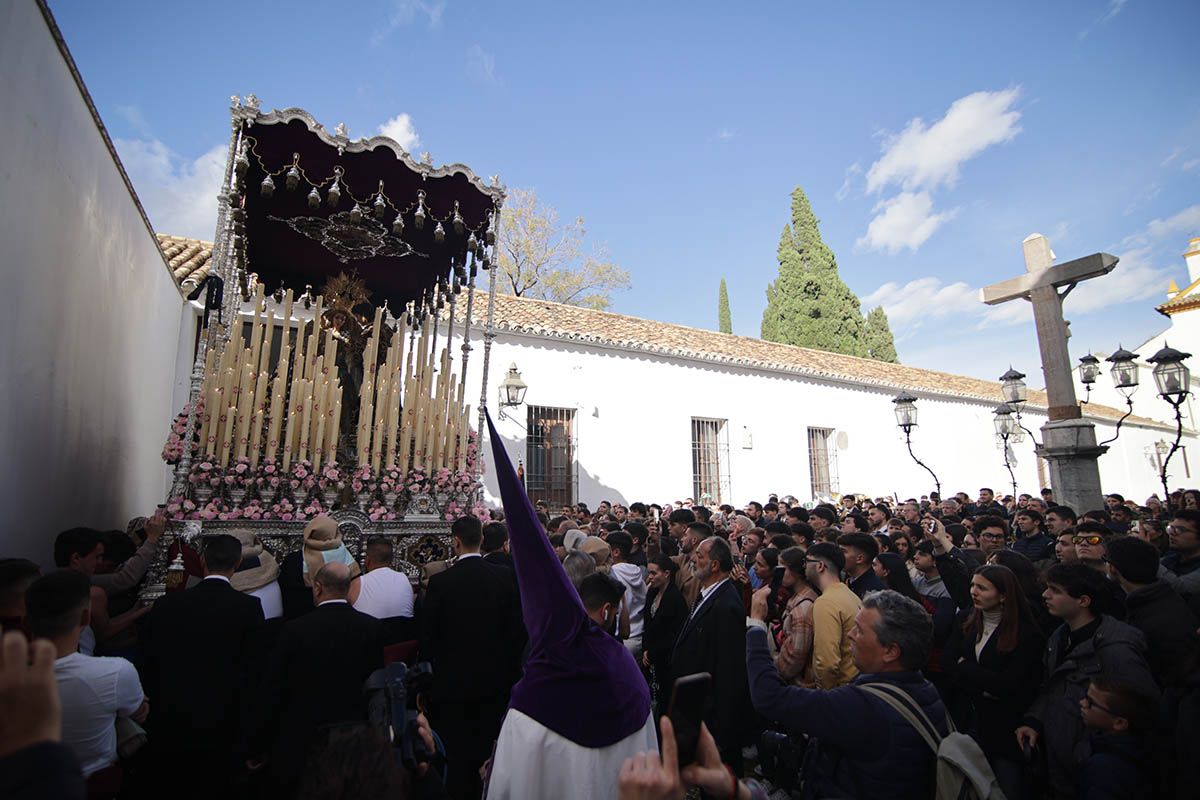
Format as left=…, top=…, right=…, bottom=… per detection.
left=1072, top=522, right=1111, bottom=574
left=1158, top=509, right=1200, bottom=618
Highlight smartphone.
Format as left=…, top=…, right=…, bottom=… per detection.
left=667, top=672, right=711, bottom=767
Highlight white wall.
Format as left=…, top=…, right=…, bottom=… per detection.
left=448, top=328, right=1193, bottom=510
left=0, top=0, right=186, bottom=565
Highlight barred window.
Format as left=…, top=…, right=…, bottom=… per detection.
left=526, top=406, right=577, bottom=507
left=692, top=418, right=730, bottom=505
left=808, top=427, right=839, bottom=499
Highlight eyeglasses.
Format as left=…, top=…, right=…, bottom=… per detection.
left=1073, top=535, right=1104, bottom=546
left=980, top=533, right=1006, bottom=540
left=1167, top=525, right=1197, bottom=536
left=1081, top=695, right=1117, bottom=715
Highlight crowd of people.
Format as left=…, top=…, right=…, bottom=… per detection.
left=2, top=482, right=1199, bottom=800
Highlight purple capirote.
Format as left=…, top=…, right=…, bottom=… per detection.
left=485, top=411, right=650, bottom=747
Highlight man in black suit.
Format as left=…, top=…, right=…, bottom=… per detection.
left=670, top=534, right=751, bottom=775
left=421, top=516, right=525, bottom=799
left=139, top=534, right=265, bottom=798
left=481, top=521, right=514, bottom=571
left=245, top=562, right=382, bottom=798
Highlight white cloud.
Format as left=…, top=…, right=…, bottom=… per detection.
left=855, top=191, right=957, bottom=254
left=1066, top=245, right=1174, bottom=314
left=860, top=276, right=979, bottom=337
left=371, top=0, right=446, bottom=44
left=1144, top=203, right=1200, bottom=243
left=466, top=44, right=499, bottom=86
left=1162, top=145, right=1185, bottom=168
left=865, top=88, right=1022, bottom=195
left=1079, top=0, right=1129, bottom=40
left=115, top=138, right=226, bottom=240
left=714, top=128, right=734, bottom=142
left=376, top=113, right=421, bottom=152
left=1183, top=158, right=1200, bottom=173
left=836, top=162, right=862, bottom=201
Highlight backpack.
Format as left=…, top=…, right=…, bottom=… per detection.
left=858, top=683, right=1006, bottom=800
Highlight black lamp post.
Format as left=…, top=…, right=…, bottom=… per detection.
left=893, top=392, right=941, bottom=497
left=1147, top=344, right=1192, bottom=508
left=993, top=403, right=1020, bottom=499
left=1099, top=347, right=1139, bottom=446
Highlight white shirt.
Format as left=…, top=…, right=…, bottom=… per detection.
left=353, top=567, right=416, bottom=619
left=247, top=581, right=284, bottom=620
left=690, top=577, right=731, bottom=619
left=610, top=563, right=647, bottom=639
left=55, top=652, right=144, bottom=777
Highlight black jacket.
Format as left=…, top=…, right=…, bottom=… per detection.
left=944, top=609, right=1045, bottom=760
left=848, top=569, right=886, bottom=599
left=482, top=551, right=514, bottom=571
left=139, top=577, right=266, bottom=756
left=420, top=556, right=525, bottom=716
left=643, top=581, right=688, bottom=689
left=246, top=602, right=384, bottom=787
left=1123, top=580, right=1200, bottom=689
left=671, top=579, right=752, bottom=758
left=1025, top=616, right=1159, bottom=798
left=1079, top=732, right=1155, bottom=800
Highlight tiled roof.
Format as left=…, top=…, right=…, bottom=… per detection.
left=462, top=293, right=1165, bottom=428
left=158, top=234, right=213, bottom=291
left=157, top=236, right=1166, bottom=430
left=1157, top=275, right=1200, bottom=316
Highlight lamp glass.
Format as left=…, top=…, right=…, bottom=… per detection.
left=498, top=364, right=528, bottom=407
left=1111, top=360, right=1139, bottom=389
left=894, top=400, right=917, bottom=429
left=1001, top=377, right=1027, bottom=405
left=1078, top=360, right=1100, bottom=385
left=1153, top=360, right=1190, bottom=399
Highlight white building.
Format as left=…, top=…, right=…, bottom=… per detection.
left=2, top=0, right=1193, bottom=566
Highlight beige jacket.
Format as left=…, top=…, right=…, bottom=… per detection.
left=811, top=581, right=861, bottom=690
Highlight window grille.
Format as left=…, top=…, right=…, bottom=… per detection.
left=691, top=418, right=730, bottom=504
left=808, top=427, right=839, bottom=499
left=526, top=406, right=577, bottom=508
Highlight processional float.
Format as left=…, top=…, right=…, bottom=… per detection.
left=146, top=95, right=505, bottom=595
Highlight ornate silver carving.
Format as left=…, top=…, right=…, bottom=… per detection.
left=268, top=210, right=430, bottom=264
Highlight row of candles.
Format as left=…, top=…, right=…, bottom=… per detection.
left=194, top=284, right=471, bottom=475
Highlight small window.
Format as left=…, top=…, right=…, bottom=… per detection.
left=526, top=406, right=577, bottom=508
left=691, top=418, right=730, bottom=505
left=808, top=427, right=839, bottom=499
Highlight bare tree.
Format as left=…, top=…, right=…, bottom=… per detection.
left=496, top=188, right=630, bottom=310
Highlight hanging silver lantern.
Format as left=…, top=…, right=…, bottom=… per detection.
left=434, top=221, right=445, bottom=243
left=349, top=204, right=363, bottom=223
left=308, top=186, right=321, bottom=208
left=374, top=195, right=386, bottom=219
left=327, top=182, right=341, bottom=207
left=260, top=173, right=275, bottom=197
left=452, top=201, right=464, bottom=234
left=234, top=149, right=249, bottom=178
left=392, top=213, right=405, bottom=236
left=486, top=213, right=496, bottom=245
left=414, top=191, right=427, bottom=230
left=286, top=153, right=301, bottom=190
left=467, top=232, right=478, bottom=252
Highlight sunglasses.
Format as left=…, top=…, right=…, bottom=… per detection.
left=1081, top=694, right=1117, bottom=715
left=1073, top=535, right=1104, bottom=546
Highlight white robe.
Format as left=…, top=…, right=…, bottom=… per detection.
left=485, top=709, right=658, bottom=800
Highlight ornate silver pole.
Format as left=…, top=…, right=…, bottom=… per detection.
left=476, top=202, right=502, bottom=485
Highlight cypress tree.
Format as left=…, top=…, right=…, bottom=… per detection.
left=864, top=306, right=899, bottom=363
left=761, top=186, right=866, bottom=356
left=718, top=278, right=732, bottom=333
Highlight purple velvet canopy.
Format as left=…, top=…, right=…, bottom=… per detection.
left=237, top=109, right=501, bottom=310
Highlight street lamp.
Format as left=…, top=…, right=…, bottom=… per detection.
left=993, top=403, right=1020, bottom=498
left=998, top=368, right=1035, bottom=445
left=498, top=363, right=528, bottom=408
left=1147, top=344, right=1192, bottom=507
left=892, top=392, right=940, bottom=497
left=1078, top=353, right=1101, bottom=403
left=1099, top=347, right=1140, bottom=446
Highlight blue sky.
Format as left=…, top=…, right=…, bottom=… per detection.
left=51, top=0, right=1200, bottom=385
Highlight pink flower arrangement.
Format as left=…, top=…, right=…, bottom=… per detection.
left=289, top=460, right=317, bottom=493
left=272, top=497, right=297, bottom=522
left=256, top=459, right=281, bottom=489
left=188, top=460, right=221, bottom=488
left=165, top=496, right=197, bottom=520
left=224, top=457, right=253, bottom=488
left=368, top=499, right=397, bottom=522
left=351, top=464, right=374, bottom=494
left=471, top=502, right=493, bottom=521
left=405, top=466, right=431, bottom=495
left=300, top=498, right=325, bottom=520
left=241, top=499, right=267, bottom=521
left=319, top=462, right=345, bottom=491
left=161, top=400, right=205, bottom=465
left=378, top=465, right=404, bottom=494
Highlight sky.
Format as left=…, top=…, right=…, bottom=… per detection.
left=50, top=0, right=1200, bottom=386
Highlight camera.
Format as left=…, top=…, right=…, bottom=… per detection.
left=759, top=728, right=806, bottom=792
left=366, top=660, right=436, bottom=773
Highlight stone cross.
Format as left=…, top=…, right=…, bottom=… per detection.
left=980, top=233, right=1119, bottom=512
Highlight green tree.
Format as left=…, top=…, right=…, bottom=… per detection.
left=718, top=278, right=732, bottom=333
left=761, top=186, right=866, bottom=356
left=864, top=306, right=899, bottom=363
left=496, top=188, right=631, bottom=310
